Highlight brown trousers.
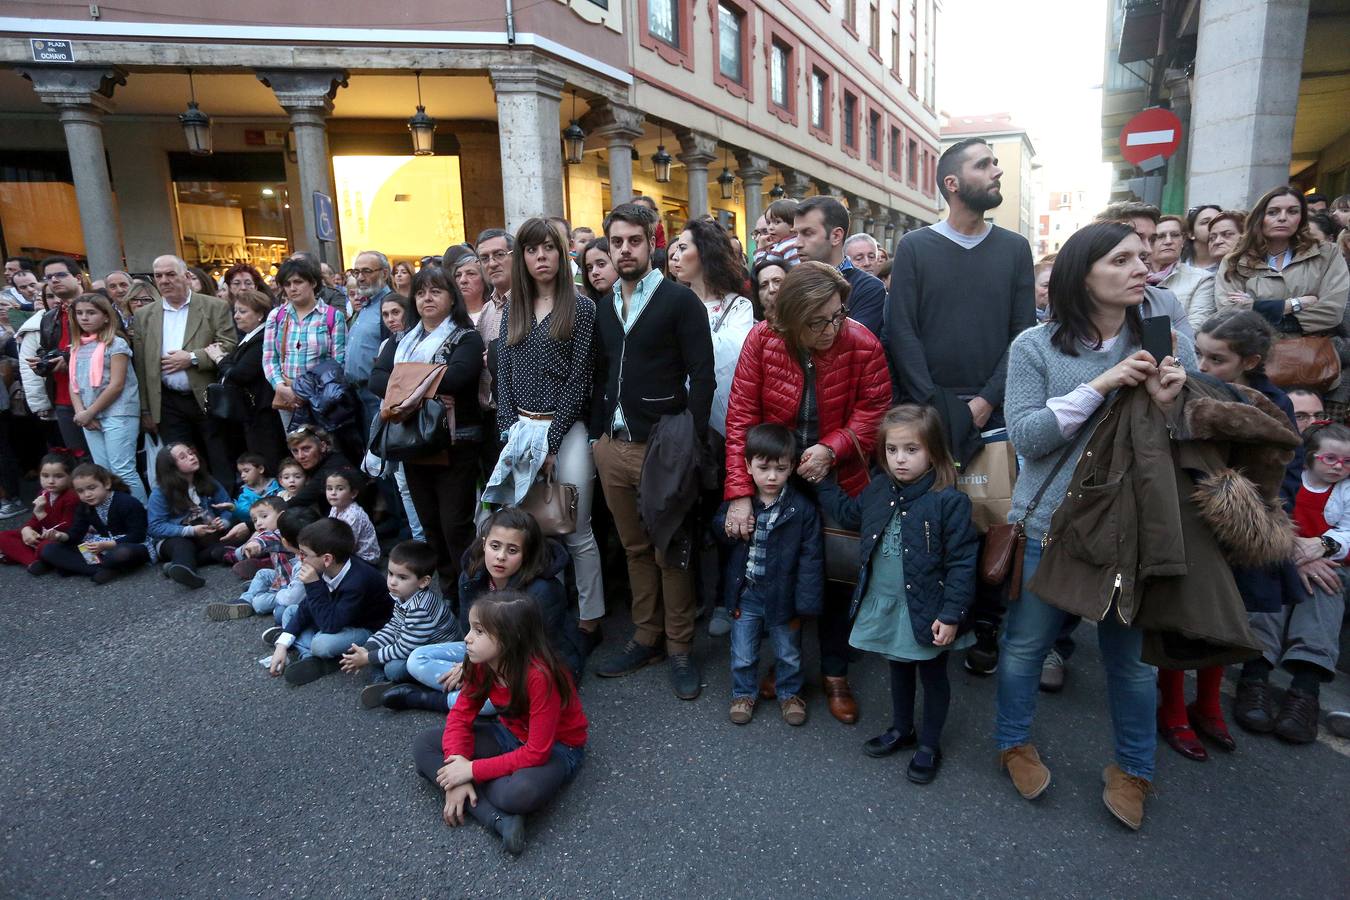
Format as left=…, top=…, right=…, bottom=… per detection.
left=593, top=434, right=696, bottom=653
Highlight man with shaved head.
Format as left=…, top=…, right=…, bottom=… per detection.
left=133, top=254, right=237, bottom=485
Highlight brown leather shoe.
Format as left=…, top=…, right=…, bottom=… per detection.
left=1102, top=763, right=1151, bottom=830
left=780, top=694, right=807, bottom=726
left=999, top=743, right=1051, bottom=800
left=759, top=668, right=776, bottom=700
left=822, top=676, right=858, bottom=724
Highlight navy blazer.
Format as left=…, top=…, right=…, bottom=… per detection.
left=818, top=469, right=978, bottom=646
left=287, top=556, right=392, bottom=637
left=65, top=492, right=148, bottom=546
left=712, top=482, right=824, bottom=626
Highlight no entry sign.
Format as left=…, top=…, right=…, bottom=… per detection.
left=1119, top=108, right=1183, bottom=167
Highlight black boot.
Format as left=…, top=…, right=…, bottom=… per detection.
left=467, top=794, right=526, bottom=855
left=381, top=684, right=448, bottom=712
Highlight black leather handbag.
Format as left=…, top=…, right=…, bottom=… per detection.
left=371, top=396, right=450, bottom=462
left=206, top=381, right=250, bottom=422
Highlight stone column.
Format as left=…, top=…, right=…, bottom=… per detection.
left=18, top=66, right=127, bottom=277
left=779, top=167, right=813, bottom=200
left=581, top=100, right=644, bottom=208
left=735, top=151, right=770, bottom=247
left=257, top=69, right=347, bottom=260
left=848, top=195, right=871, bottom=237
left=1186, top=0, right=1310, bottom=209
left=490, top=65, right=567, bottom=234
left=675, top=129, right=718, bottom=220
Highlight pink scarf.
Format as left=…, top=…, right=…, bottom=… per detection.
left=70, top=333, right=107, bottom=397
left=1146, top=263, right=1176, bottom=286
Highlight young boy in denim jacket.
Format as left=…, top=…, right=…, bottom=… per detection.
left=267, top=518, right=392, bottom=686
left=207, top=503, right=313, bottom=622
left=714, top=424, right=824, bottom=727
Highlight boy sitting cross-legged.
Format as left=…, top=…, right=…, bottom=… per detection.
left=340, top=539, right=460, bottom=709
left=206, top=502, right=313, bottom=622
left=265, top=518, right=393, bottom=686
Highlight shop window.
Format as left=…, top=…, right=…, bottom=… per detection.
left=170, top=151, right=291, bottom=274
left=332, top=155, right=466, bottom=270
left=0, top=150, right=87, bottom=263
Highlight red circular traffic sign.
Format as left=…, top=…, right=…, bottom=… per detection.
left=1119, top=108, right=1183, bottom=166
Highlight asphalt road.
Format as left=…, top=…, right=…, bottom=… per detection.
left=2, top=561, right=1347, bottom=899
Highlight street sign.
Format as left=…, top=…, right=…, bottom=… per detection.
left=30, top=39, right=75, bottom=63
left=1119, top=108, right=1182, bottom=168
left=313, top=192, right=337, bottom=242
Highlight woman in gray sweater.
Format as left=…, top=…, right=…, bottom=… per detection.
left=996, top=221, right=1192, bottom=831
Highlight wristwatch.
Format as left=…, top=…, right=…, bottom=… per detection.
left=189, top=351, right=199, bottom=367
left=1320, top=535, right=1340, bottom=558
left=1290, top=298, right=1303, bottom=314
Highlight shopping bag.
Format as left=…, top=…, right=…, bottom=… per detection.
left=955, top=435, right=1017, bottom=534
left=143, top=432, right=164, bottom=491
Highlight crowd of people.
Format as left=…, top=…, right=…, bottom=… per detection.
left=1, top=137, right=1348, bottom=852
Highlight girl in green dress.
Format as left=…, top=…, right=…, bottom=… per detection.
left=818, top=404, right=979, bottom=784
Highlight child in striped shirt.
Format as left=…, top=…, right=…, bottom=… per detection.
left=343, top=539, right=459, bottom=709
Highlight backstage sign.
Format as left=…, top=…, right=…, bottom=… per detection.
left=30, top=39, right=76, bottom=63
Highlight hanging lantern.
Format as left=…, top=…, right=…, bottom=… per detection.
left=407, top=71, right=437, bottom=156
left=769, top=183, right=785, bottom=199
left=563, top=91, right=586, bottom=165
left=652, top=141, right=673, bottom=184
left=717, top=148, right=735, bottom=200
left=179, top=70, right=212, bottom=157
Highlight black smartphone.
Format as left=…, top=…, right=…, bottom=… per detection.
left=1141, top=315, right=1172, bottom=365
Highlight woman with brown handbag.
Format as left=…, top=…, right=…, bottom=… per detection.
left=1213, top=186, right=1350, bottom=397
left=378, top=266, right=484, bottom=597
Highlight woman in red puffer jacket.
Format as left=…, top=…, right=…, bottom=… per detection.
left=722, top=261, right=892, bottom=723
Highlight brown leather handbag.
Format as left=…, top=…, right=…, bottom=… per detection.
left=1264, top=335, right=1340, bottom=394
left=380, top=362, right=447, bottom=421
left=823, top=427, right=868, bottom=584
left=519, top=469, right=578, bottom=536
left=980, top=413, right=1100, bottom=599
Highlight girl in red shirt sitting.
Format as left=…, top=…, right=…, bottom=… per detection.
left=0, top=452, right=77, bottom=569
left=412, top=591, right=588, bottom=856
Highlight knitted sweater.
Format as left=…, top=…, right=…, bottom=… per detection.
left=362, top=587, right=459, bottom=665
left=1005, top=322, right=1196, bottom=536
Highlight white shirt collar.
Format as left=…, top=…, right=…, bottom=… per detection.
left=162, top=295, right=191, bottom=313
left=322, top=558, right=353, bottom=590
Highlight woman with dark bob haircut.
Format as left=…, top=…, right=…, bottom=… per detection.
left=997, top=220, right=1192, bottom=828
left=373, top=263, right=484, bottom=588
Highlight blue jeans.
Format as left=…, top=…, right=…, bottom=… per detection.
left=239, top=568, right=278, bottom=613
left=995, top=542, right=1157, bottom=780
left=280, top=603, right=372, bottom=659
left=84, top=414, right=146, bottom=503
left=729, top=583, right=804, bottom=699
left=487, top=719, right=586, bottom=783
left=379, top=657, right=410, bottom=683
left=407, top=641, right=496, bottom=713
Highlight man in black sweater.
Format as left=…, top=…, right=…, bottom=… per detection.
left=590, top=203, right=716, bottom=700
left=886, top=137, right=1036, bottom=676
left=793, top=196, right=887, bottom=337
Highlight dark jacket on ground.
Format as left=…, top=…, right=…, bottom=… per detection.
left=1029, top=376, right=1300, bottom=669
left=819, top=469, right=978, bottom=647
left=287, top=555, right=392, bottom=637
left=713, top=482, right=824, bottom=626
left=65, top=492, right=148, bottom=546
left=840, top=261, right=886, bottom=337
left=589, top=277, right=715, bottom=443
left=457, top=540, right=580, bottom=676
